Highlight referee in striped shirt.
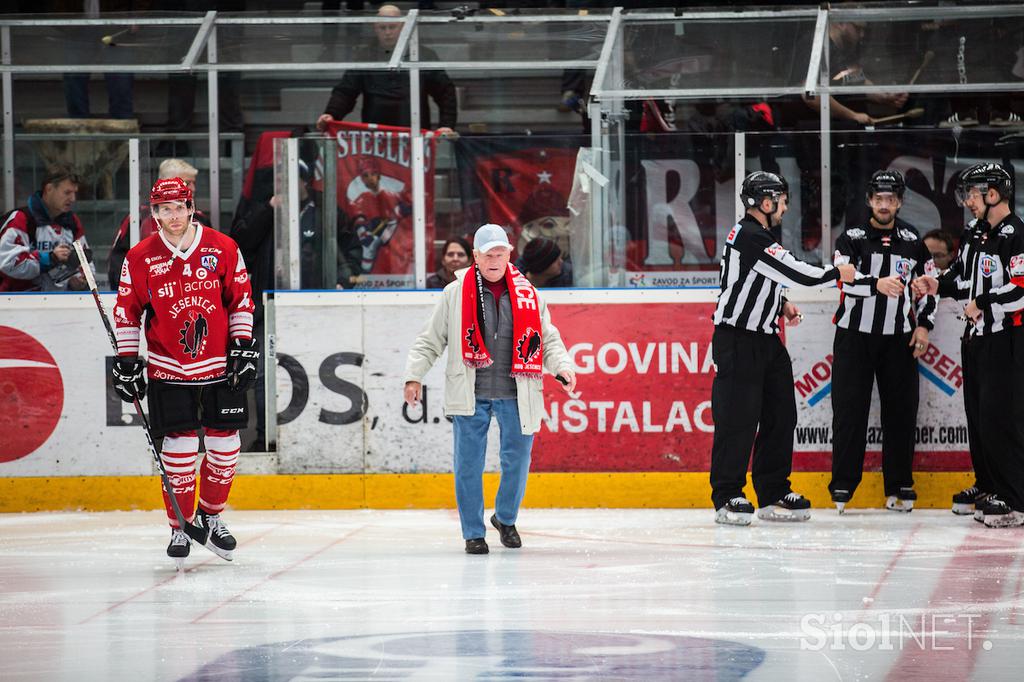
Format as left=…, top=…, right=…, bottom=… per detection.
left=914, top=163, right=1024, bottom=528
left=711, top=171, right=860, bottom=526
left=828, top=169, right=937, bottom=515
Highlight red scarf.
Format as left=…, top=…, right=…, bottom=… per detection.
left=461, top=262, right=543, bottom=379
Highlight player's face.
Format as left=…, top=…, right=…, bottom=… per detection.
left=43, top=179, right=78, bottom=216
left=924, top=237, right=953, bottom=270
left=443, top=244, right=470, bottom=271
left=153, top=200, right=192, bottom=236
left=868, top=192, right=901, bottom=225
left=474, top=247, right=511, bottom=282
left=361, top=171, right=381, bottom=192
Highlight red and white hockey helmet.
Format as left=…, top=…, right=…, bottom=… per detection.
left=150, top=177, right=193, bottom=207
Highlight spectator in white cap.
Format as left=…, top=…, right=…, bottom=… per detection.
left=403, top=223, right=576, bottom=554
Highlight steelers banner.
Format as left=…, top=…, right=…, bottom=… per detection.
left=320, top=121, right=438, bottom=288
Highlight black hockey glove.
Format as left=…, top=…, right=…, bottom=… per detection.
left=227, top=338, right=259, bottom=393
left=112, top=356, right=146, bottom=403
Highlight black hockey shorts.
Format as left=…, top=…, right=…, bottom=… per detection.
left=147, top=380, right=249, bottom=437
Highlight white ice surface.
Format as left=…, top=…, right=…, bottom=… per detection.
left=1, top=509, right=1022, bottom=681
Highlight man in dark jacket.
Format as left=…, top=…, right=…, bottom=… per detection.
left=315, top=4, right=457, bottom=135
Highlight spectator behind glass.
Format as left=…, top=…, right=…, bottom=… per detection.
left=59, top=0, right=151, bottom=120
left=107, top=158, right=213, bottom=286
left=517, top=236, right=573, bottom=288
left=0, top=163, right=94, bottom=291
left=922, top=228, right=955, bottom=272
left=315, top=4, right=457, bottom=136
left=426, top=236, right=472, bottom=289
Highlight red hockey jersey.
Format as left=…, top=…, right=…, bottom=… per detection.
left=114, top=223, right=255, bottom=384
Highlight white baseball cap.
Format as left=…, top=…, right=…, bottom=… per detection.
left=473, top=223, right=513, bottom=253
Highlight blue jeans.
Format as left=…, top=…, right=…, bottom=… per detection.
left=452, top=398, right=534, bottom=540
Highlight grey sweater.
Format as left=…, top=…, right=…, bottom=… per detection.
left=474, top=287, right=518, bottom=399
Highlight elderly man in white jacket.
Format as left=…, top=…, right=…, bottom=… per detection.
left=404, top=224, right=576, bottom=554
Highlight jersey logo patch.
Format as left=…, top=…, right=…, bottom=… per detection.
left=894, top=258, right=913, bottom=280
left=464, top=324, right=480, bottom=354
left=979, top=255, right=999, bottom=278
left=846, top=228, right=866, bottom=239
left=897, top=228, right=917, bottom=242
left=200, top=254, right=219, bottom=271
left=516, top=328, right=542, bottom=365
left=1001, top=224, right=1016, bottom=236
left=765, top=244, right=786, bottom=258
left=1010, top=254, right=1024, bottom=277
left=726, top=224, right=742, bottom=244
left=179, top=311, right=209, bottom=359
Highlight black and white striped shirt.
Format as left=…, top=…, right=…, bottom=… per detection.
left=833, top=220, right=938, bottom=334
left=939, top=214, right=1024, bottom=336
left=714, top=215, right=847, bottom=334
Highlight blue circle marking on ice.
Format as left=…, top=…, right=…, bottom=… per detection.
left=179, top=630, right=765, bottom=680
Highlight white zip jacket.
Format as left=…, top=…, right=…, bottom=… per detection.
left=404, top=267, right=573, bottom=434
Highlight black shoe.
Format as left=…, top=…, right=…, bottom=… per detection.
left=952, top=486, right=986, bottom=516
left=757, top=492, right=812, bottom=522
left=465, top=538, right=489, bottom=554
left=490, top=514, right=522, bottom=548
left=167, top=528, right=191, bottom=559
left=831, top=489, right=852, bottom=514
left=193, top=508, right=236, bottom=560
left=167, top=528, right=190, bottom=570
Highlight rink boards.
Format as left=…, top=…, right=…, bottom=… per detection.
left=0, top=289, right=973, bottom=510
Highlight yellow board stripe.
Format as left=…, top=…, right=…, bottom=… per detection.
left=0, top=472, right=974, bottom=512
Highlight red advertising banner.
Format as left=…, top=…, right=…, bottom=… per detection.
left=532, top=302, right=718, bottom=472
left=321, top=121, right=437, bottom=282
left=523, top=300, right=970, bottom=473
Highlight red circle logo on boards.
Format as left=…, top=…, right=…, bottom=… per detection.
left=0, top=326, right=64, bottom=463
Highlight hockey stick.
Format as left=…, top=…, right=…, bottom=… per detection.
left=73, top=241, right=210, bottom=547
left=909, top=50, right=934, bottom=86
left=871, top=107, right=925, bottom=125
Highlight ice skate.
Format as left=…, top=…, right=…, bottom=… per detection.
left=757, top=492, right=811, bottom=522
left=831, top=489, right=851, bottom=514
left=973, top=494, right=995, bottom=523
left=193, top=509, right=235, bottom=561
left=715, top=496, right=755, bottom=526
left=982, top=499, right=1024, bottom=528
left=167, top=528, right=191, bottom=571
left=952, top=486, right=986, bottom=516
left=885, top=487, right=916, bottom=513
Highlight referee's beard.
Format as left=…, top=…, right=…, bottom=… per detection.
left=870, top=209, right=896, bottom=228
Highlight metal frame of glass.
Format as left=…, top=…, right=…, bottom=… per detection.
left=1, top=5, right=1020, bottom=281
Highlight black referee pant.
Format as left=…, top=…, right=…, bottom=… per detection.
left=710, top=325, right=797, bottom=510
left=961, top=333, right=994, bottom=496
left=829, top=328, right=918, bottom=498
left=964, top=328, right=1024, bottom=512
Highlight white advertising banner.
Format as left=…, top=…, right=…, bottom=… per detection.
left=0, top=294, right=152, bottom=477
left=1, top=287, right=972, bottom=478
left=786, top=295, right=970, bottom=470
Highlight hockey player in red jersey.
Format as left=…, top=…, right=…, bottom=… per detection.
left=112, top=177, right=258, bottom=566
